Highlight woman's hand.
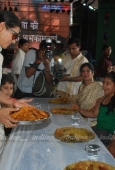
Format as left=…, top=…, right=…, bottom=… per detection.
left=0, top=108, right=19, bottom=128
left=71, top=104, right=80, bottom=111
left=14, top=98, right=33, bottom=108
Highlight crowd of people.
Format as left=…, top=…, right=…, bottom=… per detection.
left=0, top=10, right=115, bottom=159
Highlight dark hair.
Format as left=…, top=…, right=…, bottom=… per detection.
left=0, top=11, right=21, bottom=28
left=1, top=74, right=15, bottom=86
left=67, top=37, right=81, bottom=46
left=102, top=44, right=111, bottom=51
left=18, top=38, right=29, bottom=48
left=80, top=63, right=94, bottom=73
left=104, top=72, right=115, bottom=114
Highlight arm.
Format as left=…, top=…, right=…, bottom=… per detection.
left=72, top=98, right=101, bottom=118
left=0, top=91, right=32, bottom=107
left=25, top=66, right=36, bottom=78
left=43, top=57, right=52, bottom=83
left=107, top=134, right=115, bottom=158
left=58, top=75, right=82, bottom=82
left=25, top=55, right=53, bottom=82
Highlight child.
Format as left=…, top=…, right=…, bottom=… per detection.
left=72, top=71, right=115, bottom=148
left=0, top=74, right=15, bottom=157
left=0, top=74, right=14, bottom=106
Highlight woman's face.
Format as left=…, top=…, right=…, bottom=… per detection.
left=1, top=82, right=13, bottom=97
left=81, top=66, right=94, bottom=81
left=103, top=77, right=115, bottom=95
left=0, top=22, right=20, bottom=49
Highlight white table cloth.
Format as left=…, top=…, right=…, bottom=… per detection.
left=0, top=98, right=115, bottom=170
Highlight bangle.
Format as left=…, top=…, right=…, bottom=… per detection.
left=8, top=98, right=17, bottom=107
left=12, top=99, right=17, bottom=107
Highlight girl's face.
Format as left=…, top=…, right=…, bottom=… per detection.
left=103, top=77, right=115, bottom=95
left=1, top=82, right=13, bottom=97
left=81, top=66, right=94, bottom=81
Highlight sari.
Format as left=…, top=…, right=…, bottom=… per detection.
left=76, top=81, right=104, bottom=110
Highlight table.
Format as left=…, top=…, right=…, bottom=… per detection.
left=0, top=98, right=115, bottom=170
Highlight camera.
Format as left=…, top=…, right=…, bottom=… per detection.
left=45, top=39, right=53, bottom=59
left=51, top=59, right=66, bottom=79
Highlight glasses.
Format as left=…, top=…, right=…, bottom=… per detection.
left=6, top=24, right=19, bottom=40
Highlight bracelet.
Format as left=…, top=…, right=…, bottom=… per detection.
left=8, top=98, right=17, bottom=107
left=12, top=99, right=17, bottom=107
left=44, top=69, right=50, bottom=72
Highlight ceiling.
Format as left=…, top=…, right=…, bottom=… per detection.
left=87, top=0, right=98, bottom=8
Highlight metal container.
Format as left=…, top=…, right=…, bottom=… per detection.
left=18, top=111, right=51, bottom=125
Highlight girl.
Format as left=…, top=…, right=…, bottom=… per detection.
left=0, top=74, right=15, bottom=156
left=0, top=73, right=14, bottom=107
left=72, top=71, right=115, bottom=147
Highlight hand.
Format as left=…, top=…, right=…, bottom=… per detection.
left=0, top=108, right=19, bottom=128
left=14, top=98, right=33, bottom=108
left=35, top=50, right=44, bottom=64
left=107, top=66, right=113, bottom=73
left=71, top=104, right=80, bottom=111
left=58, top=74, right=70, bottom=81
left=43, top=57, right=51, bottom=69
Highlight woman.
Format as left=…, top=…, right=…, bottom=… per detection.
left=0, top=11, right=32, bottom=128
left=75, top=63, right=104, bottom=110
left=72, top=71, right=115, bottom=147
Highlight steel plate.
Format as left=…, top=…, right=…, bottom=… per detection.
left=18, top=111, right=51, bottom=125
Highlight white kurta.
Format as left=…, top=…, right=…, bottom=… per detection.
left=57, top=53, right=88, bottom=95
left=12, top=49, right=25, bottom=87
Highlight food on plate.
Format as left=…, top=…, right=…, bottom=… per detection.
left=54, top=127, right=95, bottom=142
left=49, top=98, right=70, bottom=104
left=10, top=106, right=49, bottom=121
left=51, top=107, right=78, bottom=114
left=64, top=160, right=115, bottom=170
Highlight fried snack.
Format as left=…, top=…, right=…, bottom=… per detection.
left=49, top=98, right=70, bottom=104
left=51, top=108, right=78, bottom=114
left=54, top=127, right=95, bottom=142
left=64, top=160, right=115, bottom=170
left=10, top=105, right=49, bottom=121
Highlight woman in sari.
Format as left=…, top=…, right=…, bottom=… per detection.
left=75, top=63, right=104, bottom=110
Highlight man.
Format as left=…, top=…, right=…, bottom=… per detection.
left=95, top=45, right=113, bottom=79
left=0, top=11, right=32, bottom=128
left=15, top=40, right=54, bottom=99
left=56, top=37, right=88, bottom=103
left=12, top=38, right=29, bottom=89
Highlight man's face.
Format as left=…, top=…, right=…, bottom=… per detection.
left=21, top=42, right=29, bottom=52
left=0, top=22, right=20, bottom=49
left=68, top=43, right=81, bottom=58
left=103, top=47, right=112, bottom=57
